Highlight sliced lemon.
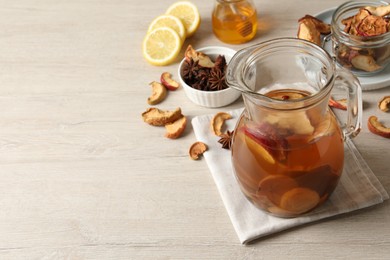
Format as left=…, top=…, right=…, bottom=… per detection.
left=142, top=27, right=182, bottom=66
left=166, top=1, right=200, bottom=37
left=147, top=14, right=186, bottom=41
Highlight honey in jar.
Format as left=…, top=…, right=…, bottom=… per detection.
left=212, top=0, right=258, bottom=44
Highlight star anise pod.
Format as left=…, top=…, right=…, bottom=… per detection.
left=182, top=58, right=200, bottom=83
left=214, top=55, right=227, bottom=71
left=209, top=68, right=227, bottom=91
left=218, top=130, right=234, bottom=150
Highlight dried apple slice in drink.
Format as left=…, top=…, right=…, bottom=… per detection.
left=294, top=165, right=340, bottom=196
left=241, top=123, right=288, bottom=165
left=243, top=130, right=276, bottom=165
left=280, top=187, right=320, bottom=214
left=257, top=175, right=298, bottom=206
left=264, top=111, right=314, bottom=136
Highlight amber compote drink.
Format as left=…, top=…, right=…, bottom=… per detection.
left=232, top=90, right=344, bottom=217
left=226, top=38, right=362, bottom=218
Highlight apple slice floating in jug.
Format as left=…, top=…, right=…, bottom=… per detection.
left=241, top=123, right=288, bottom=165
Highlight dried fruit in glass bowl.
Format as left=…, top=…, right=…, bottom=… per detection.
left=332, top=4, right=390, bottom=73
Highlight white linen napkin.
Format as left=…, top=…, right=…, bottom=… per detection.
left=191, top=108, right=389, bottom=244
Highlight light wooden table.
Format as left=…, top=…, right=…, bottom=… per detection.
left=0, top=0, right=389, bottom=259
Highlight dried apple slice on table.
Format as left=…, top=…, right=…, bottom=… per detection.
left=378, top=96, right=390, bottom=112
left=147, top=81, right=167, bottom=105
left=210, top=112, right=232, bottom=136
left=367, top=116, right=390, bottom=138
left=161, top=72, right=180, bottom=91
left=189, top=141, right=207, bottom=160
left=142, top=107, right=183, bottom=126
left=165, top=116, right=187, bottom=139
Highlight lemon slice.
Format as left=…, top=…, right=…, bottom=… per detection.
left=166, top=1, right=200, bottom=37
left=142, top=27, right=182, bottom=66
left=148, top=14, right=186, bottom=41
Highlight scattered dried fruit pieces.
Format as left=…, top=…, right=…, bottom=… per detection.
left=210, top=112, right=232, bottom=136
left=161, top=72, right=180, bottom=91
left=367, top=115, right=390, bottom=138
left=147, top=81, right=167, bottom=105
left=142, top=107, right=183, bottom=126
left=165, top=116, right=187, bottom=139
left=378, top=96, right=390, bottom=112
left=189, top=141, right=208, bottom=160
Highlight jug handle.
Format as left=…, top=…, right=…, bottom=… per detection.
left=333, top=69, right=363, bottom=140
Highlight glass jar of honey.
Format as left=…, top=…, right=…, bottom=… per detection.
left=212, top=0, right=258, bottom=44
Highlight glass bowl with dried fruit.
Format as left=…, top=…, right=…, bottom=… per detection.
left=331, top=0, right=390, bottom=76
left=178, top=45, right=241, bottom=107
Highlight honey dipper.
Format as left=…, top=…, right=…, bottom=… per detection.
left=229, top=2, right=253, bottom=37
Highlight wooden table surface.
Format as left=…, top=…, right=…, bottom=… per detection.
left=0, top=0, right=389, bottom=259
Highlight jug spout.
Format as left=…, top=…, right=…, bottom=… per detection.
left=226, top=46, right=257, bottom=94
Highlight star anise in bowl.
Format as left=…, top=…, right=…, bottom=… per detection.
left=181, top=54, right=228, bottom=92
left=178, top=45, right=241, bottom=108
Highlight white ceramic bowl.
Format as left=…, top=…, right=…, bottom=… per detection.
left=178, top=46, right=241, bottom=108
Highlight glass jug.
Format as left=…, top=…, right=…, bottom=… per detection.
left=226, top=38, right=362, bottom=218
left=212, top=0, right=258, bottom=44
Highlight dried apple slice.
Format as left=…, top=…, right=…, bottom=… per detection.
left=242, top=124, right=288, bottom=164
left=328, top=97, right=347, bottom=110
left=367, top=115, right=390, bottom=138
left=210, top=112, right=232, bottom=136
left=165, top=116, right=187, bottom=139
left=160, top=72, right=180, bottom=91
left=298, top=15, right=331, bottom=34
left=378, top=96, right=390, bottom=112
left=184, top=45, right=215, bottom=68
left=297, top=18, right=321, bottom=46
left=267, top=91, right=306, bottom=101
left=364, top=5, right=390, bottom=17
left=280, top=187, right=320, bottom=214
left=257, top=175, right=298, bottom=206
left=295, top=165, right=339, bottom=196
left=142, top=107, right=183, bottom=126
left=348, top=8, right=371, bottom=35
left=357, top=15, right=388, bottom=36
left=245, top=132, right=275, bottom=164
left=189, top=141, right=208, bottom=160
left=351, top=54, right=381, bottom=72
left=147, top=81, right=167, bottom=105
left=264, top=111, right=314, bottom=136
